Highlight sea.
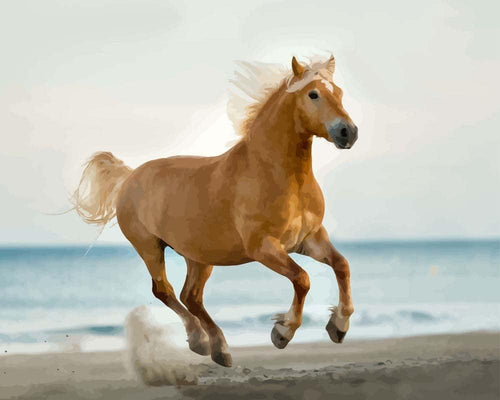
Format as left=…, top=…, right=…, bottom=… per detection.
left=0, top=240, right=499, bottom=354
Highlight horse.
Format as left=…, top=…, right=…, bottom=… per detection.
left=72, top=55, right=358, bottom=368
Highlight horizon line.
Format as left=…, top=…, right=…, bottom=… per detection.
left=0, top=236, right=498, bottom=249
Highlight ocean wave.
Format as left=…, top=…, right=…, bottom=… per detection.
left=0, top=303, right=498, bottom=351
left=217, top=308, right=448, bottom=330
left=0, top=325, right=124, bottom=344
left=52, top=324, right=124, bottom=336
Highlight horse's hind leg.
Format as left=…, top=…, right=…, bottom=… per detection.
left=126, top=230, right=209, bottom=356
left=180, top=259, right=232, bottom=367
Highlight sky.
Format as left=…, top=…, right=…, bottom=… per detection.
left=0, top=0, right=498, bottom=244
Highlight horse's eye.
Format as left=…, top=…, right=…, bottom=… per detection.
left=308, top=91, right=319, bottom=100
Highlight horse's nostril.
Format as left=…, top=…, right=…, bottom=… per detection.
left=340, top=127, right=348, bottom=138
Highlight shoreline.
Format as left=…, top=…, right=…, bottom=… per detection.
left=1, top=331, right=499, bottom=399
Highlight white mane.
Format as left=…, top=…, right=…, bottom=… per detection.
left=227, top=56, right=335, bottom=136
left=227, top=61, right=289, bottom=136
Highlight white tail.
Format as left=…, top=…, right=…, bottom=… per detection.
left=72, top=152, right=132, bottom=226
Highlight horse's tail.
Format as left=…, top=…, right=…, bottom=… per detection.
left=72, top=152, right=133, bottom=226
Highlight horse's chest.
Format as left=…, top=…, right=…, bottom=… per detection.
left=282, top=210, right=318, bottom=252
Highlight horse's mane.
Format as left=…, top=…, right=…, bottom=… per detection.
left=227, top=56, right=335, bottom=137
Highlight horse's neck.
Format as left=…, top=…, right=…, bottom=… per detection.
left=244, top=86, right=313, bottom=183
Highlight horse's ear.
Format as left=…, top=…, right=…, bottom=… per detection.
left=326, top=55, right=336, bottom=74
left=291, top=56, right=305, bottom=78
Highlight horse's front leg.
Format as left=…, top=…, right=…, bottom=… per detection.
left=302, top=226, right=354, bottom=343
left=249, top=237, right=310, bottom=349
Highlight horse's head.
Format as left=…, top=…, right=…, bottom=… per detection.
left=288, top=56, right=358, bottom=149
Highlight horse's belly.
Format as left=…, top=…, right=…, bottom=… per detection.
left=156, top=214, right=249, bottom=266
left=170, top=237, right=251, bottom=266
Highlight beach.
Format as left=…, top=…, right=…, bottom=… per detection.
left=1, top=331, right=498, bottom=399
left=0, top=243, right=498, bottom=398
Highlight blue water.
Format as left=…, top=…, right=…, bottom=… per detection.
left=0, top=240, right=499, bottom=353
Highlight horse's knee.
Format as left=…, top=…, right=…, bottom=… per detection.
left=293, top=269, right=310, bottom=295
left=332, top=255, right=350, bottom=275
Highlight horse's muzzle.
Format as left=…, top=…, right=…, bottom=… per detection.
left=328, top=121, right=358, bottom=149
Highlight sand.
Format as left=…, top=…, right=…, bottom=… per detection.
left=0, top=331, right=498, bottom=399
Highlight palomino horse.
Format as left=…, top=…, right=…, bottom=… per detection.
left=73, top=55, right=358, bottom=367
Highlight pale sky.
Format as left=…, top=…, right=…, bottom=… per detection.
left=0, top=0, right=498, bottom=244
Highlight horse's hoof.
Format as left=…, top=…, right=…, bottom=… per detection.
left=271, top=325, right=290, bottom=349
left=212, top=351, right=232, bottom=367
left=326, top=318, right=347, bottom=343
left=189, top=340, right=211, bottom=356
